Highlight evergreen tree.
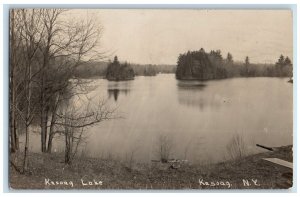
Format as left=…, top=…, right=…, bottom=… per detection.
left=106, top=56, right=134, bottom=81
left=245, top=56, right=250, bottom=66
left=226, top=53, right=233, bottom=63
left=284, top=56, right=292, bottom=66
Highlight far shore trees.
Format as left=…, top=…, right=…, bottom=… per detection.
left=275, top=55, right=293, bottom=77
left=176, top=48, right=293, bottom=80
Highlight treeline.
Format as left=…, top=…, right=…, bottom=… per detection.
left=73, top=61, right=108, bottom=78
left=176, top=48, right=293, bottom=80
left=131, top=63, right=176, bottom=76
left=73, top=61, right=176, bottom=78
left=10, top=9, right=115, bottom=172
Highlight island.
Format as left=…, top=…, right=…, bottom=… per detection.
left=175, top=48, right=293, bottom=80
left=176, top=48, right=228, bottom=80
left=106, top=56, right=135, bottom=81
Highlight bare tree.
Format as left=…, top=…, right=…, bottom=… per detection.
left=54, top=99, right=116, bottom=165
left=10, top=8, right=105, bottom=171
left=9, top=9, right=18, bottom=153
left=33, top=9, right=103, bottom=153
left=10, top=9, right=46, bottom=172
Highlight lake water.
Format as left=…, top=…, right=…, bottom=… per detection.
left=26, top=74, right=293, bottom=164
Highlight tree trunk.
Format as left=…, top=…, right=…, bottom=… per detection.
left=10, top=120, right=19, bottom=152
left=9, top=9, right=19, bottom=153
left=47, top=124, right=54, bottom=153
left=47, top=94, right=60, bottom=153
left=15, top=121, right=19, bottom=150
left=40, top=30, right=51, bottom=153
left=65, top=129, right=71, bottom=164
left=22, top=125, right=29, bottom=172
left=47, top=133, right=53, bottom=153
left=23, top=44, right=32, bottom=172
left=10, top=121, right=16, bottom=152
left=40, top=107, right=48, bottom=152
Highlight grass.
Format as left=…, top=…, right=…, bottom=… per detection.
left=9, top=145, right=293, bottom=190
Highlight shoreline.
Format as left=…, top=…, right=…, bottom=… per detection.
left=10, top=145, right=292, bottom=190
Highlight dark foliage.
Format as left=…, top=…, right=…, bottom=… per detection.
left=176, top=48, right=227, bottom=80
left=176, top=48, right=293, bottom=80
left=106, top=56, right=135, bottom=81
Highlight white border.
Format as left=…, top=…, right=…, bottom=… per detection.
left=1, top=0, right=299, bottom=196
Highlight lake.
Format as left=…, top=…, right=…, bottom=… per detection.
left=26, top=74, right=293, bottom=164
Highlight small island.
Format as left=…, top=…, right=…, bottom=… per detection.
left=106, top=56, right=135, bottom=81
left=176, top=48, right=227, bottom=80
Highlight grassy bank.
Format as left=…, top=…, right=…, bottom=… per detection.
left=10, top=145, right=293, bottom=190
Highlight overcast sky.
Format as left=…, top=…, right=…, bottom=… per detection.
left=67, top=9, right=293, bottom=65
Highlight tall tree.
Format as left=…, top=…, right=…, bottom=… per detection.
left=276, top=55, right=285, bottom=66
left=284, top=56, right=292, bottom=66
left=32, top=9, right=102, bottom=153
left=245, top=56, right=250, bottom=66
left=226, top=53, right=233, bottom=63
left=10, top=9, right=105, bottom=172
left=10, top=9, right=46, bottom=171
left=9, top=9, right=18, bottom=153
left=244, top=56, right=250, bottom=75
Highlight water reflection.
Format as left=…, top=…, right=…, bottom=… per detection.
left=176, top=80, right=223, bottom=110
left=107, top=81, right=132, bottom=101
left=108, top=88, right=130, bottom=101
left=177, top=80, right=207, bottom=90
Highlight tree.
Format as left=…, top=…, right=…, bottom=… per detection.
left=113, top=56, right=119, bottom=64
left=276, top=55, right=285, bottom=66
left=31, top=9, right=102, bottom=153
left=226, top=53, right=233, bottom=63
left=244, top=56, right=250, bottom=76
left=245, top=56, right=250, bottom=66
left=11, top=9, right=46, bottom=172
left=284, top=56, right=292, bottom=66
left=54, top=99, right=116, bottom=164
left=284, top=56, right=293, bottom=78
left=275, top=55, right=292, bottom=77
left=10, top=9, right=105, bottom=171
left=9, top=9, right=42, bottom=154
left=9, top=9, right=19, bottom=153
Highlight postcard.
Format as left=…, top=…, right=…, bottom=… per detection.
left=8, top=8, right=293, bottom=190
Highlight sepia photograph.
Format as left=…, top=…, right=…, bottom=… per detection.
left=7, top=7, right=294, bottom=190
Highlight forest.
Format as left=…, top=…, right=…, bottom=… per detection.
left=176, top=48, right=293, bottom=80
left=73, top=61, right=176, bottom=78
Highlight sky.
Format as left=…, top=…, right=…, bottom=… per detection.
left=66, top=9, right=293, bottom=65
